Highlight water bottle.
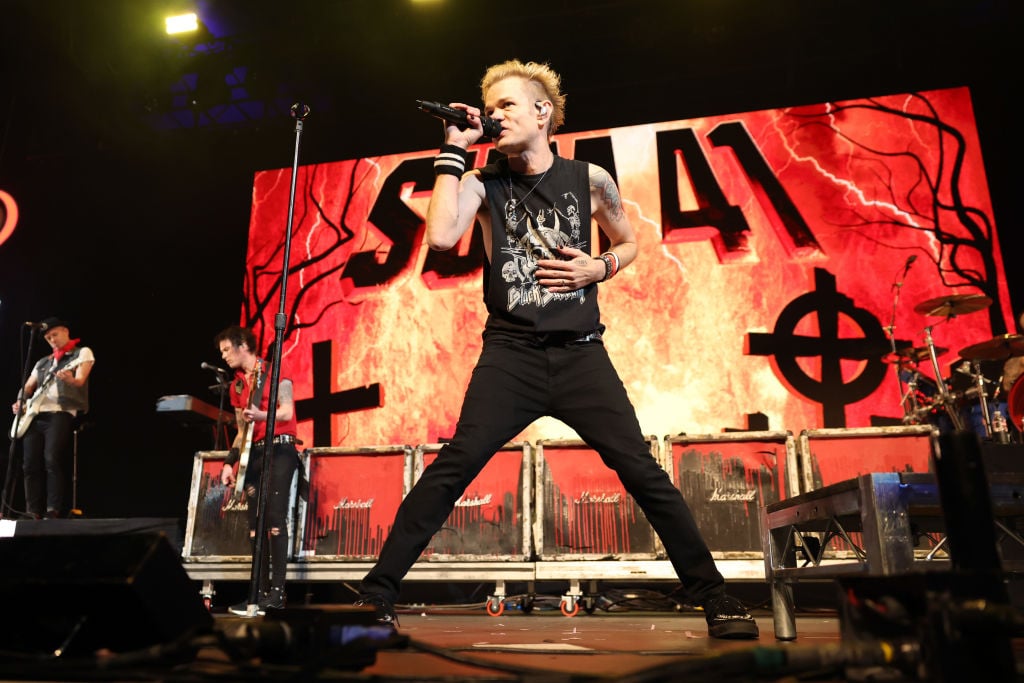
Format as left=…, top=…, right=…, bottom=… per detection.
left=992, top=409, right=1010, bottom=444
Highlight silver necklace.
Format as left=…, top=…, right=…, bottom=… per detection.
left=507, top=166, right=550, bottom=213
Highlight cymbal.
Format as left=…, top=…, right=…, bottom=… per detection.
left=883, top=345, right=948, bottom=363
left=958, top=334, right=1024, bottom=361
left=913, top=293, right=992, bottom=317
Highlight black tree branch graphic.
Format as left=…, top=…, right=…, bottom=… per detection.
left=242, top=160, right=373, bottom=352
left=792, top=92, right=1006, bottom=333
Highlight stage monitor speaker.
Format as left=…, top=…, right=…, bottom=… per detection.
left=0, top=531, right=213, bottom=656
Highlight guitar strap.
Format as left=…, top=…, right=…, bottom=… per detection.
left=36, top=356, right=56, bottom=381
left=32, top=350, right=77, bottom=396
left=249, top=359, right=267, bottom=412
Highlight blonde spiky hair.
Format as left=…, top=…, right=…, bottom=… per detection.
left=480, top=59, right=566, bottom=136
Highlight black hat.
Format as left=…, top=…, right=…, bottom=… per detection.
left=40, top=316, right=70, bottom=332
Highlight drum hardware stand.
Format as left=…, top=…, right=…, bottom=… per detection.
left=897, top=373, right=917, bottom=423
left=968, top=360, right=994, bottom=439
left=922, top=325, right=964, bottom=432
left=898, top=368, right=932, bottom=424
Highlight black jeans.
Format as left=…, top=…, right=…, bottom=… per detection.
left=360, top=334, right=724, bottom=603
left=22, top=411, right=74, bottom=517
left=243, top=441, right=299, bottom=590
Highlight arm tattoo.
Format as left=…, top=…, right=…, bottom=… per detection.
left=590, top=169, right=625, bottom=221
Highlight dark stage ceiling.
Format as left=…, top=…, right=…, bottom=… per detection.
left=0, top=0, right=1017, bottom=518
left=1, top=1, right=1015, bottom=164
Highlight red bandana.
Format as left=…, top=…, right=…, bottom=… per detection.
left=53, top=338, right=81, bottom=362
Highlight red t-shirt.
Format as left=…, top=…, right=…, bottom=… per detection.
left=229, top=358, right=298, bottom=443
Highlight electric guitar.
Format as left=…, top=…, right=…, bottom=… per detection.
left=10, top=355, right=91, bottom=440
left=222, top=359, right=263, bottom=511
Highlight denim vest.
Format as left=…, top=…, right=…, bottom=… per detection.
left=33, top=346, right=90, bottom=413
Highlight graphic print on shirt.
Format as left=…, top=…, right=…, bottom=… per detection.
left=500, top=191, right=586, bottom=311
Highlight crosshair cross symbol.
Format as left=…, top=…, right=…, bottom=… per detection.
left=746, top=268, right=890, bottom=426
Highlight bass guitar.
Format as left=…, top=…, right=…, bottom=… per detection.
left=10, top=355, right=91, bottom=440
left=222, top=359, right=263, bottom=511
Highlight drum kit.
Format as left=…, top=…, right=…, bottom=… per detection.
left=886, top=293, right=1024, bottom=442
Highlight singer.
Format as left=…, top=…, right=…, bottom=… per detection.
left=352, top=59, right=758, bottom=640
left=8, top=316, right=95, bottom=519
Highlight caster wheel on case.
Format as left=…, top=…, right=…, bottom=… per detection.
left=560, top=598, right=580, bottom=617
left=486, top=597, right=505, bottom=616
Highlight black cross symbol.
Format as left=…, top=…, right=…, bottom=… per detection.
left=746, top=268, right=890, bottom=427
left=295, top=340, right=382, bottom=446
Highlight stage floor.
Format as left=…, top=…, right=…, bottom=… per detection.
left=199, top=606, right=1020, bottom=682
left=208, top=607, right=847, bottom=681
left=1, top=594, right=1020, bottom=680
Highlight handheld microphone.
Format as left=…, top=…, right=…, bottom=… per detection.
left=201, top=361, right=228, bottom=376
left=416, top=100, right=502, bottom=138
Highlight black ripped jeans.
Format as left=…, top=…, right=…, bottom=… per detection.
left=244, top=441, right=299, bottom=590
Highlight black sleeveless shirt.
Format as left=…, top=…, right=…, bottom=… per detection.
left=478, top=155, right=603, bottom=336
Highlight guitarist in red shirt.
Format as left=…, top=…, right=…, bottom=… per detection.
left=214, top=325, right=299, bottom=615
left=9, top=316, right=94, bottom=519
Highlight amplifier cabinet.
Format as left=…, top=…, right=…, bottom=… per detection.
left=182, top=450, right=305, bottom=561
left=664, top=431, right=796, bottom=556
left=533, top=437, right=661, bottom=561
left=297, top=445, right=412, bottom=561
left=412, top=442, right=532, bottom=561
left=798, top=425, right=935, bottom=492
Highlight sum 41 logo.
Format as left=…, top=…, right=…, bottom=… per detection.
left=0, top=189, right=18, bottom=248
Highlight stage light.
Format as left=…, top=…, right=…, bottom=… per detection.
left=165, top=13, right=199, bottom=35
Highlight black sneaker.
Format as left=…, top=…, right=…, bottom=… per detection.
left=229, top=593, right=266, bottom=618
left=258, top=587, right=286, bottom=614
left=353, top=593, right=399, bottom=627
left=228, top=597, right=260, bottom=617
left=702, top=592, right=759, bottom=640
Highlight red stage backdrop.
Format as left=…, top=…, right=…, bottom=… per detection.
left=244, top=87, right=1012, bottom=449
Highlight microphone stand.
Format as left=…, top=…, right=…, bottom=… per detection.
left=242, top=102, right=310, bottom=614
left=202, top=367, right=231, bottom=450
left=2, top=327, right=41, bottom=519
left=213, top=378, right=230, bottom=450
left=886, top=262, right=912, bottom=422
